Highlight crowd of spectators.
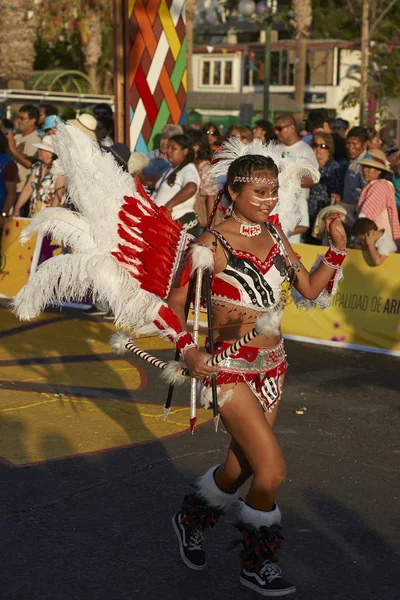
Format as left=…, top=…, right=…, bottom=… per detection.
left=1, top=104, right=400, bottom=269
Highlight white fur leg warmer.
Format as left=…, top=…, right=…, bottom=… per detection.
left=196, top=465, right=239, bottom=511
left=237, top=501, right=281, bottom=529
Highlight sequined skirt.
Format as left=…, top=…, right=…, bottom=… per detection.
left=202, top=338, right=287, bottom=413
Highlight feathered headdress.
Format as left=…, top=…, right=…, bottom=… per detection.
left=12, top=123, right=191, bottom=333
left=209, top=138, right=320, bottom=235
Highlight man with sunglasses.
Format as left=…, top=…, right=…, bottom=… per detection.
left=5, top=104, right=40, bottom=199
left=275, top=114, right=318, bottom=243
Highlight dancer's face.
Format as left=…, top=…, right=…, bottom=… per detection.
left=229, top=171, right=279, bottom=223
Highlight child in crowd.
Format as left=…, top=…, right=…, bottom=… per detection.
left=352, top=217, right=397, bottom=265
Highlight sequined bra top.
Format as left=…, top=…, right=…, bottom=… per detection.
left=208, top=224, right=289, bottom=313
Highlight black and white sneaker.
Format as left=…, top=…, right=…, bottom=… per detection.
left=172, top=512, right=206, bottom=571
left=240, top=562, right=296, bottom=597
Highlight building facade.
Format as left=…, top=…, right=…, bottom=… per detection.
left=188, top=39, right=362, bottom=129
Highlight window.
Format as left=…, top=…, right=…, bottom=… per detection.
left=202, top=61, right=210, bottom=85
left=244, top=50, right=290, bottom=86
left=224, top=61, right=232, bottom=85
left=199, top=59, right=234, bottom=87
left=213, top=61, right=221, bottom=85
left=242, top=48, right=334, bottom=87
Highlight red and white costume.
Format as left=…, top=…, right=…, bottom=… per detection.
left=199, top=223, right=291, bottom=412
left=12, top=128, right=345, bottom=424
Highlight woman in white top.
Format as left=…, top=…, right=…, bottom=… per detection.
left=152, top=134, right=200, bottom=234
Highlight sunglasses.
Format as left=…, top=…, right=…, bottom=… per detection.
left=274, top=124, right=291, bottom=133
left=312, top=142, right=329, bottom=149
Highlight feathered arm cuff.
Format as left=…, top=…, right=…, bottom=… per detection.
left=291, top=246, right=346, bottom=310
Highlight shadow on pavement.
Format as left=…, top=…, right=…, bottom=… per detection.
left=0, top=305, right=162, bottom=467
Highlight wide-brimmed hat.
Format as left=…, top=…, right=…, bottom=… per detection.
left=33, top=137, right=56, bottom=154
left=105, top=143, right=131, bottom=171
left=356, top=149, right=392, bottom=172
left=67, top=113, right=97, bottom=140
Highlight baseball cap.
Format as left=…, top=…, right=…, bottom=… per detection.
left=43, top=114, right=63, bottom=130
left=142, top=157, right=170, bottom=177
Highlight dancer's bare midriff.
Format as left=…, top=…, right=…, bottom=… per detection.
left=211, top=302, right=281, bottom=348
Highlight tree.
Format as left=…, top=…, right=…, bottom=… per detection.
left=0, top=0, right=38, bottom=87
left=312, top=0, right=400, bottom=123
left=37, top=0, right=111, bottom=92
left=291, top=0, right=312, bottom=120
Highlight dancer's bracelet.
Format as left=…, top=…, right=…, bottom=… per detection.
left=175, top=331, right=198, bottom=359
left=322, top=245, right=347, bottom=269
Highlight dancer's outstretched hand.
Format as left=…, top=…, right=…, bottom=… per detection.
left=325, top=212, right=347, bottom=250
left=184, top=348, right=218, bottom=378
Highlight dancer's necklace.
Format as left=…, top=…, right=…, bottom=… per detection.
left=231, top=210, right=262, bottom=237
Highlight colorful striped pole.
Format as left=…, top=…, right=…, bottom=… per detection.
left=206, top=328, right=259, bottom=367
left=125, top=341, right=189, bottom=376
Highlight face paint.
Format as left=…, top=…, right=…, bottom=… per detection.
left=248, top=195, right=279, bottom=207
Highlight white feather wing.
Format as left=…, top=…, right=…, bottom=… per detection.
left=13, top=122, right=178, bottom=332
left=20, top=208, right=97, bottom=254
left=51, top=123, right=138, bottom=253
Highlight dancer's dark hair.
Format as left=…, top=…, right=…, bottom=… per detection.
left=226, top=154, right=278, bottom=197
left=167, top=134, right=195, bottom=186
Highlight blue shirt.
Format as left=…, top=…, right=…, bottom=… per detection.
left=343, top=151, right=367, bottom=204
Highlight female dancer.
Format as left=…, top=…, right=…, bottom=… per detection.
left=12, top=129, right=347, bottom=597
left=168, top=151, right=347, bottom=597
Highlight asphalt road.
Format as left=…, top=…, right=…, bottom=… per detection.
left=1, top=325, right=399, bottom=600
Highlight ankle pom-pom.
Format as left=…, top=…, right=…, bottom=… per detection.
left=180, top=492, right=223, bottom=530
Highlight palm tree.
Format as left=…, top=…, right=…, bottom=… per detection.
left=0, top=0, right=37, bottom=88
left=291, top=0, right=312, bottom=120
left=38, top=0, right=109, bottom=92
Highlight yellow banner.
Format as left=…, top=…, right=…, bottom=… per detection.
left=0, top=217, right=63, bottom=299
left=1, top=225, right=398, bottom=355
left=0, top=217, right=34, bottom=298
left=282, top=244, right=400, bottom=355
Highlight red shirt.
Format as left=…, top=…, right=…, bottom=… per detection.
left=2, top=160, right=18, bottom=182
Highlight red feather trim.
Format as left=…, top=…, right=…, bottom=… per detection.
left=113, top=185, right=187, bottom=299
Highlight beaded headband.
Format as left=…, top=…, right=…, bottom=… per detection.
left=233, top=176, right=279, bottom=185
